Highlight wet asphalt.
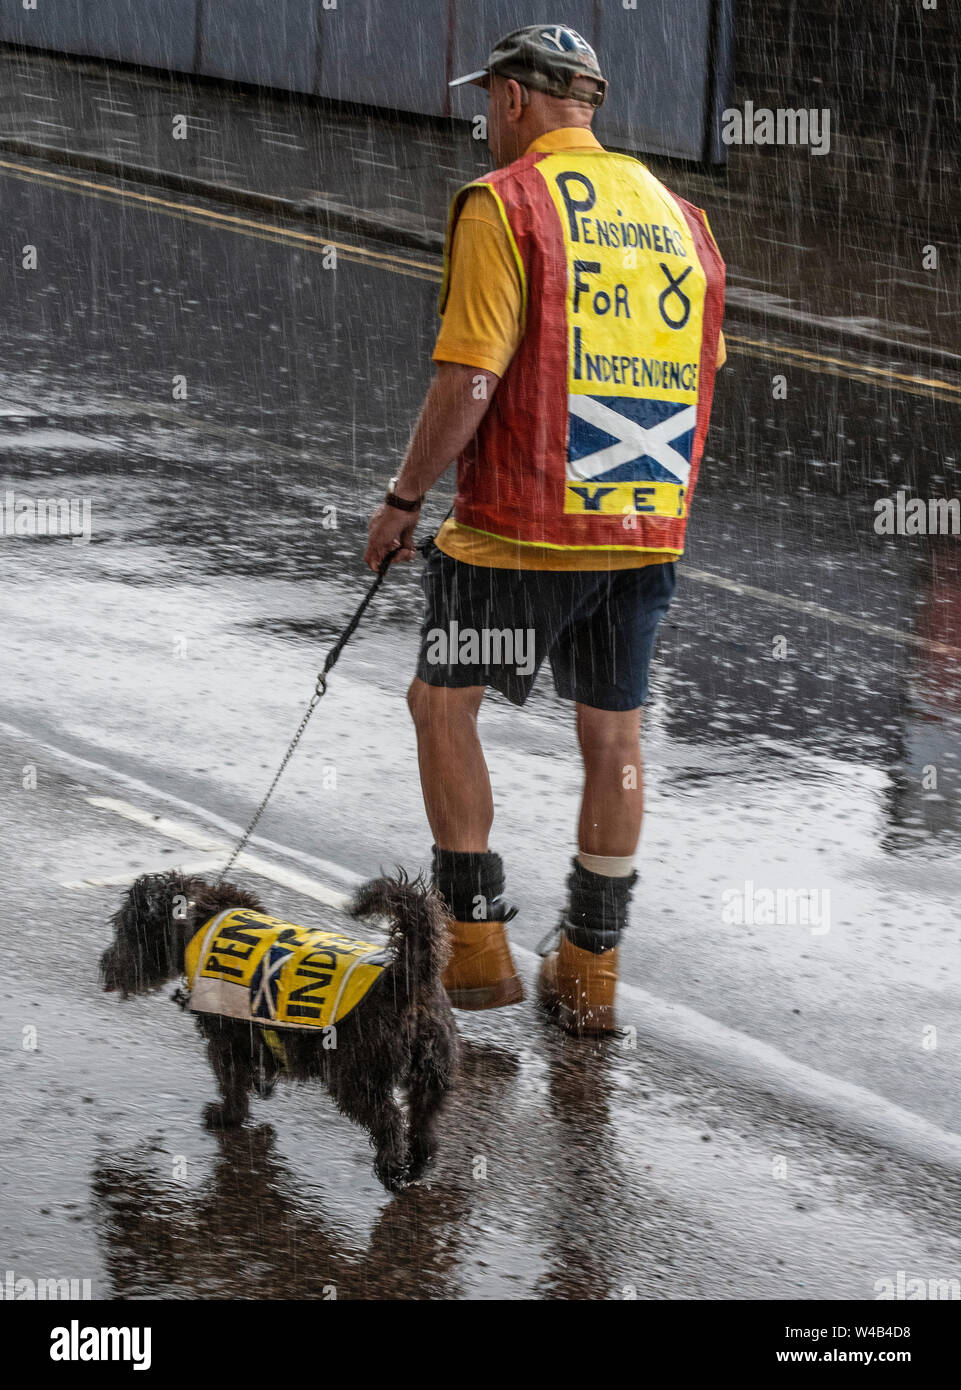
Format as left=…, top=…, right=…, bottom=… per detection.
left=1, top=154, right=961, bottom=1299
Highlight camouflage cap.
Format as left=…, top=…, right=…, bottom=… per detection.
left=449, top=24, right=607, bottom=107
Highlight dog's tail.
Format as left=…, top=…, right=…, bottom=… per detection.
left=348, top=869, right=450, bottom=994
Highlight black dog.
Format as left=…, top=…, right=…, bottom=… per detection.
left=100, top=870, right=458, bottom=1191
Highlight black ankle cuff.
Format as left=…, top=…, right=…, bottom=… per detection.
left=431, top=846, right=505, bottom=922
left=563, top=858, right=637, bottom=953
left=563, top=919, right=621, bottom=953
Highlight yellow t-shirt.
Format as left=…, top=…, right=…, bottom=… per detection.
left=432, top=127, right=726, bottom=571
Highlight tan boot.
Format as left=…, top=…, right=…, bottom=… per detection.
left=537, top=934, right=618, bottom=1036
left=442, top=918, right=524, bottom=1010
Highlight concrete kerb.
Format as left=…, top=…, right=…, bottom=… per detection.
left=0, top=135, right=446, bottom=256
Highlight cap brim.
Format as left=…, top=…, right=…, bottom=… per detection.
left=448, top=69, right=490, bottom=89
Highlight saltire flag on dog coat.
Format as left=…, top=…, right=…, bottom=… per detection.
left=185, top=909, right=390, bottom=1028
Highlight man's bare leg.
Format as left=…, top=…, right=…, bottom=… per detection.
left=575, top=704, right=644, bottom=856
left=538, top=703, right=643, bottom=1035
left=407, top=676, right=522, bottom=1008
left=406, top=678, right=491, bottom=851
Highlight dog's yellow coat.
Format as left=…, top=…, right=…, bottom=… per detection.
left=185, top=908, right=389, bottom=1029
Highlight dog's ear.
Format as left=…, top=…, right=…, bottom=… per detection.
left=100, top=871, right=194, bottom=996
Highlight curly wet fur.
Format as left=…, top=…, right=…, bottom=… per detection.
left=100, top=869, right=458, bottom=1191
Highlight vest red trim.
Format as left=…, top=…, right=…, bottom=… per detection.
left=442, top=151, right=726, bottom=553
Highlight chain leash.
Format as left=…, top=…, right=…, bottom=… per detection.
left=217, top=498, right=455, bottom=884
left=217, top=551, right=394, bottom=882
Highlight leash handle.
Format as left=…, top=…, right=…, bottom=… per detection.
left=217, top=550, right=395, bottom=881
left=317, top=550, right=393, bottom=694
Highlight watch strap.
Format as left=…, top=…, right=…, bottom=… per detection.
left=385, top=477, right=424, bottom=510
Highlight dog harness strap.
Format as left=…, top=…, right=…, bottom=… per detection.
left=261, top=1027, right=288, bottom=1070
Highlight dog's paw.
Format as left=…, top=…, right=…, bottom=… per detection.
left=375, top=1161, right=410, bottom=1194
left=203, top=1101, right=245, bottom=1131
left=403, top=1149, right=435, bottom=1186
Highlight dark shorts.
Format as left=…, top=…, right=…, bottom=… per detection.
left=415, top=541, right=676, bottom=710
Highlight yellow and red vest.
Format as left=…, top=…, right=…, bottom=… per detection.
left=440, top=149, right=725, bottom=554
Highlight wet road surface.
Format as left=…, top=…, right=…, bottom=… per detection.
left=2, top=155, right=961, bottom=1298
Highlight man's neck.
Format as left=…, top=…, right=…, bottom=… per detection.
left=498, top=119, right=596, bottom=167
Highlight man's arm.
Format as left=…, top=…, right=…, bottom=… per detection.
left=364, top=187, right=521, bottom=571
left=364, top=362, right=499, bottom=571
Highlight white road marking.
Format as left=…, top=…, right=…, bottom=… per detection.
left=607, top=970, right=961, bottom=1174
left=61, top=857, right=228, bottom=889
left=84, top=796, right=351, bottom=909
left=681, top=566, right=960, bottom=656
left=85, top=795, right=225, bottom=851
left=0, top=720, right=366, bottom=888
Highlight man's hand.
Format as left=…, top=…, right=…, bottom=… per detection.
left=365, top=502, right=419, bottom=572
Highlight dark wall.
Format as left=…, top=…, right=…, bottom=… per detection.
left=0, top=0, right=733, bottom=163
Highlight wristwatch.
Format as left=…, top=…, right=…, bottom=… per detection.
left=385, top=475, right=424, bottom=511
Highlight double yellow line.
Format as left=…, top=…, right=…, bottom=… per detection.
left=724, top=333, right=961, bottom=403
left=0, top=156, right=439, bottom=281
left=2, top=155, right=960, bottom=402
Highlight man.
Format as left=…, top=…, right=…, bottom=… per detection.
left=365, top=25, right=725, bottom=1034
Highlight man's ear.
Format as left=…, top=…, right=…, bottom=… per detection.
left=504, top=78, right=528, bottom=121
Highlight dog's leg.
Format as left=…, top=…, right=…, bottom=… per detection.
left=252, top=1035, right=281, bottom=1099
left=370, top=1095, right=409, bottom=1194
left=336, top=1085, right=408, bottom=1192
left=405, top=1024, right=457, bottom=1183
left=203, top=1028, right=254, bottom=1130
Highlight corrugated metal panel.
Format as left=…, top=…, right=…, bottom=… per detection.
left=707, top=0, right=735, bottom=164
left=197, top=0, right=319, bottom=94
left=596, top=0, right=714, bottom=161
left=316, top=0, right=449, bottom=115
left=0, top=1, right=731, bottom=162
left=0, top=0, right=199, bottom=72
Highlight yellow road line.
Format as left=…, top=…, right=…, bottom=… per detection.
left=726, top=333, right=961, bottom=401
left=0, top=156, right=440, bottom=279
left=2, top=156, right=961, bottom=400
